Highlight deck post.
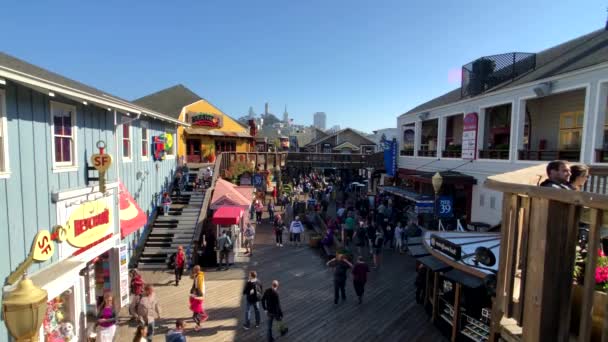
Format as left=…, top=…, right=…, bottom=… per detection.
left=451, top=283, right=462, bottom=342
left=431, top=272, right=440, bottom=322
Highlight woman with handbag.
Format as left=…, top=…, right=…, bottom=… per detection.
left=190, top=265, right=209, bottom=331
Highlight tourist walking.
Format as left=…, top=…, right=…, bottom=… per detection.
left=96, top=293, right=117, bottom=342
left=129, top=269, right=145, bottom=320
left=353, top=222, right=368, bottom=257
left=244, top=223, right=255, bottom=256
left=352, top=256, right=370, bottom=304
left=394, top=222, right=404, bottom=254
left=242, top=271, right=263, bottom=330
left=344, top=213, right=356, bottom=247
left=138, top=285, right=162, bottom=341
left=175, top=245, right=185, bottom=286
left=165, top=319, right=187, bottom=342
left=162, top=192, right=172, bottom=216
left=326, top=255, right=353, bottom=304
left=268, top=200, right=275, bottom=222
left=133, top=324, right=147, bottom=342
left=173, top=171, right=183, bottom=196
left=274, top=215, right=285, bottom=247
left=289, top=216, right=304, bottom=247
left=261, top=280, right=283, bottom=342
left=190, top=265, right=208, bottom=331
left=255, top=200, right=264, bottom=224
left=372, top=228, right=384, bottom=269
left=216, top=230, right=232, bottom=270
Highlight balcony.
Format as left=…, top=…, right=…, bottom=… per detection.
left=518, top=149, right=580, bottom=162
left=479, top=149, right=509, bottom=160
left=400, top=149, right=414, bottom=156
left=417, top=149, right=437, bottom=157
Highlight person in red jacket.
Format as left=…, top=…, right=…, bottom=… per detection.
left=128, top=269, right=145, bottom=320
left=175, top=246, right=186, bottom=286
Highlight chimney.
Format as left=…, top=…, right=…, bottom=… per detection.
left=265, top=102, right=269, bottom=115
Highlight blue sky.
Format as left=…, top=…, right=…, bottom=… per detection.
left=2, top=1, right=606, bottom=132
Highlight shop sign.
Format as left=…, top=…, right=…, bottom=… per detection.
left=462, top=112, right=478, bottom=160
left=240, top=173, right=252, bottom=186
left=430, top=234, right=462, bottom=260
left=383, top=138, right=397, bottom=177
left=116, top=244, right=130, bottom=307
left=190, top=112, right=223, bottom=128
left=65, top=199, right=112, bottom=248
left=415, top=201, right=434, bottom=214
left=253, top=174, right=264, bottom=188
left=437, top=195, right=454, bottom=218
left=153, top=136, right=166, bottom=161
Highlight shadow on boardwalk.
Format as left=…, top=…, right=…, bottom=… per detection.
left=117, top=208, right=446, bottom=342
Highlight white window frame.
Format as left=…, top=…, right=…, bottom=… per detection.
left=50, top=101, right=78, bottom=172
left=141, top=125, right=149, bottom=160
left=0, top=89, right=9, bottom=178
left=122, top=122, right=132, bottom=162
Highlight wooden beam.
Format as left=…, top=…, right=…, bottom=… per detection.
left=579, top=208, right=602, bottom=342
left=451, top=283, right=462, bottom=342
left=431, top=272, right=440, bottom=322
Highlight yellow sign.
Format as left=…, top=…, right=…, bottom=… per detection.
left=165, top=133, right=174, bottom=151
left=64, top=199, right=112, bottom=248
left=32, top=230, right=54, bottom=262
left=90, top=153, right=113, bottom=172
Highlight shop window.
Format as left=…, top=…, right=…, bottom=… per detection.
left=479, top=194, right=485, bottom=207
left=122, top=123, right=131, bottom=159
left=141, top=127, right=148, bottom=158
left=402, top=123, right=415, bottom=155
left=0, top=89, right=8, bottom=174
left=51, top=101, right=77, bottom=168
left=559, top=111, right=584, bottom=149
left=44, top=287, right=76, bottom=342
left=215, top=140, right=236, bottom=153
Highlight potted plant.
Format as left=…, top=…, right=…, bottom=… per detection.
left=206, top=145, right=216, bottom=163
left=571, top=248, right=608, bottom=340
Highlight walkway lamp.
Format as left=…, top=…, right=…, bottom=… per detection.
left=2, top=274, right=48, bottom=341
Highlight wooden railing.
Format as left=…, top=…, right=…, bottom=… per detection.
left=485, top=164, right=608, bottom=342
left=285, top=152, right=370, bottom=168
left=218, top=152, right=287, bottom=175
left=479, top=149, right=510, bottom=160
left=192, top=153, right=222, bottom=261
left=518, top=149, right=581, bottom=162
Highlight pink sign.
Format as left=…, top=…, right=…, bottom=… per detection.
left=462, top=112, right=478, bottom=160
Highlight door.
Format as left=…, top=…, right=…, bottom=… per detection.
left=187, top=139, right=201, bottom=162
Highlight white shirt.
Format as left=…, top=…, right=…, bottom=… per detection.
left=290, top=220, right=304, bottom=233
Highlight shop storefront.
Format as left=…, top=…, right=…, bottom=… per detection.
left=3, top=183, right=130, bottom=342
left=419, top=231, right=500, bottom=342
left=177, top=100, right=254, bottom=163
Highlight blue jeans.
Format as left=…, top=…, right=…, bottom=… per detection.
left=163, top=204, right=170, bottom=215
left=146, top=321, right=155, bottom=341
left=244, top=301, right=260, bottom=327
left=266, top=313, right=275, bottom=342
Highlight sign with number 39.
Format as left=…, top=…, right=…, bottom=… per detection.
left=438, top=196, right=454, bottom=218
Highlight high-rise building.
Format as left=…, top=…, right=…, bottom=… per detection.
left=283, top=105, right=289, bottom=123
left=313, top=112, right=326, bottom=130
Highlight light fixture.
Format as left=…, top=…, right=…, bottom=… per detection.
left=432, top=172, right=443, bottom=195
left=533, top=82, right=552, bottom=97
left=2, top=275, right=48, bottom=341
left=107, top=107, right=112, bottom=111
left=82, top=101, right=88, bottom=106
left=0, top=78, right=6, bottom=85
left=474, top=246, right=497, bottom=267
left=48, top=91, right=55, bottom=97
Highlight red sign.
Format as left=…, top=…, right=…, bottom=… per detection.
left=462, top=112, right=478, bottom=160
left=74, top=209, right=110, bottom=237
left=190, top=112, right=223, bottom=128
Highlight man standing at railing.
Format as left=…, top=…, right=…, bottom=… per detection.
left=539, top=160, right=572, bottom=190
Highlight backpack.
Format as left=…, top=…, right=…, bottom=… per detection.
left=221, top=236, right=232, bottom=252
left=136, top=299, right=149, bottom=324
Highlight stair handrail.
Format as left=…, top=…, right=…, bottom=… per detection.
left=191, top=154, right=223, bottom=260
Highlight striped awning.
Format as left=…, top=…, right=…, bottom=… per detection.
left=184, top=127, right=252, bottom=138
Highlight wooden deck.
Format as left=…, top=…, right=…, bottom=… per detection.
left=116, top=214, right=446, bottom=341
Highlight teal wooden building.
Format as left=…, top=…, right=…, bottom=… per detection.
left=0, top=52, right=188, bottom=341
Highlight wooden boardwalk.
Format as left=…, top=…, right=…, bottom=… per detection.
left=116, top=213, right=446, bottom=341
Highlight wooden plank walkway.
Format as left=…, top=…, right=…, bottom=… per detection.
left=116, top=212, right=446, bottom=341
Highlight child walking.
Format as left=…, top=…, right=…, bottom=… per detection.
left=162, top=192, right=172, bottom=216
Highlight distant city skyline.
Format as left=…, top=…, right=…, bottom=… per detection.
left=1, top=1, right=604, bottom=132
left=313, top=112, right=327, bottom=131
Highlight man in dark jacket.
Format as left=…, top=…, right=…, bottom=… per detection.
left=539, top=160, right=572, bottom=189
left=242, top=271, right=263, bottom=330
left=326, top=255, right=353, bottom=304
left=261, top=280, right=283, bottom=342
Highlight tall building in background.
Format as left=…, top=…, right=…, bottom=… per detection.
left=313, top=112, right=326, bottom=130
left=283, top=105, right=289, bottom=124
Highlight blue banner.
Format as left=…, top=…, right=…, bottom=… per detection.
left=437, top=195, right=454, bottom=218
left=384, top=138, right=397, bottom=177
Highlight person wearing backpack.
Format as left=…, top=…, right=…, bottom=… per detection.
left=137, top=285, right=161, bottom=341
left=216, top=230, right=232, bottom=271
left=242, top=271, right=263, bottom=330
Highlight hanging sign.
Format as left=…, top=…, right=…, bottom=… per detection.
left=90, top=140, right=112, bottom=193
left=383, top=138, right=397, bottom=177
left=153, top=136, right=166, bottom=161
left=164, top=133, right=174, bottom=152
left=462, top=112, right=478, bottom=160
left=437, top=195, right=454, bottom=218
left=430, top=234, right=462, bottom=260
left=64, top=199, right=112, bottom=248
left=189, top=112, right=223, bottom=128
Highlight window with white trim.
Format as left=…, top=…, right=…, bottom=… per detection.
left=123, top=123, right=131, bottom=159
left=0, top=89, right=8, bottom=173
left=141, top=127, right=148, bottom=158
left=51, top=101, right=77, bottom=167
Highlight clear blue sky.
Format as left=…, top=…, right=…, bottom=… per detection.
left=2, top=1, right=606, bottom=132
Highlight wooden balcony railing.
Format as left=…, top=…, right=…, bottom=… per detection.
left=442, top=150, right=462, bottom=158
left=218, top=152, right=287, bottom=176
left=400, top=149, right=414, bottom=156
left=417, top=150, right=437, bottom=157
left=518, top=149, right=580, bottom=162
left=485, top=164, right=608, bottom=341
left=479, top=149, right=509, bottom=160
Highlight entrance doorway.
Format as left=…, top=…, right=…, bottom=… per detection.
left=187, top=139, right=201, bottom=163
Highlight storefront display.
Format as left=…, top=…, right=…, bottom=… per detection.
left=43, top=288, right=77, bottom=342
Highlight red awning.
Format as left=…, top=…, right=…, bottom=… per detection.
left=212, top=206, right=244, bottom=225
left=119, top=182, right=148, bottom=238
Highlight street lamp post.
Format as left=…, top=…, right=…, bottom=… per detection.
left=2, top=274, right=48, bottom=341
left=432, top=172, right=444, bottom=221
